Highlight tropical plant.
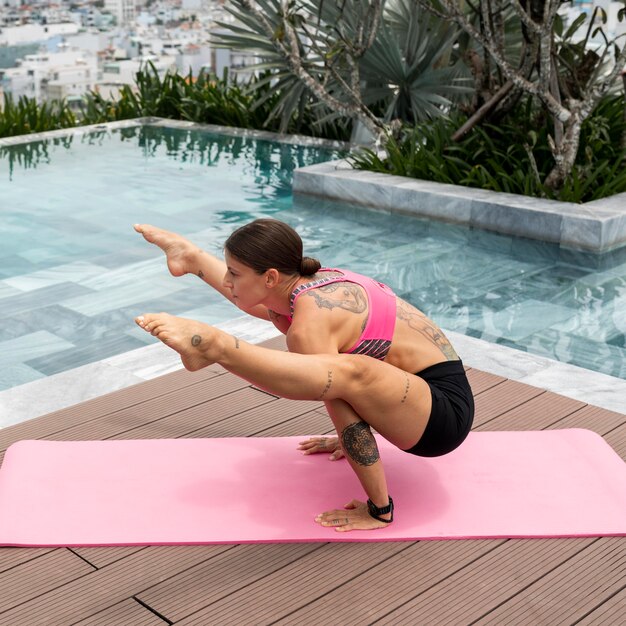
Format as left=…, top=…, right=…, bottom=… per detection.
left=80, top=63, right=351, bottom=139
left=215, top=0, right=470, bottom=139
left=0, top=93, right=76, bottom=138
left=415, top=0, right=626, bottom=192
left=351, top=93, right=626, bottom=203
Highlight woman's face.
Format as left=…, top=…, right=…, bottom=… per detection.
left=223, top=251, right=269, bottom=309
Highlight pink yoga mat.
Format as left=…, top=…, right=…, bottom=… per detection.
left=0, top=430, right=624, bottom=546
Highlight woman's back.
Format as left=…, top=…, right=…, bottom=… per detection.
left=287, top=268, right=458, bottom=373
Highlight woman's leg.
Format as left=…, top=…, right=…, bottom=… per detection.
left=136, top=313, right=432, bottom=450
left=137, top=312, right=436, bottom=529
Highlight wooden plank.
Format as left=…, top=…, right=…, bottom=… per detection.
left=256, top=409, right=334, bottom=438
left=0, top=549, right=94, bottom=615
left=272, top=540, right=506, bottom=626
left=548, top=404, right=625, bottom=433
left=475, top=391, right=585, bottom=431
left=72, top=599, right=169, bottom=626
left=168, top=542, right=414, bottom=625
left=576, top=587, right=626, bottom=625
left=604, top=423, right=626, bottom=457
left=465, top=369, right=507, bottom=395
left=42, top=374, right=251, bottom=442
left=0, top=546, right=229, bottom=626
left=71, top=547, right=147, bottom=570
left=473, top=380, right=545, bottom=428
left=0, top=366, right=222, bottom=451
left=0, top=548, right=55, bottom=575
left=474, top=537, right=625, bottom=625
left=373, top=538, right=597, bottom=626
left=107, top=386, right=277, bottom=441
left=137, top=543, right=324, bottom=622
left=187, top=398, right=323, bottom=439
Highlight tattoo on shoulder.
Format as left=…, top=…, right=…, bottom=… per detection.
left=268, top=309, right=280, bottom=322
left=397, top=300, right=458, bottom=361
left=341, top=422, right=380, bottom=466
left=307, top=283, right=367, bottom=314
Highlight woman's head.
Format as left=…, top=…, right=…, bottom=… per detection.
left=224, top=219, right=321, bottom=277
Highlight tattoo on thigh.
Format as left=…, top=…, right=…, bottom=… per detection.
left=341, top=422, right=380, bottom=466
left=317, top=370, right=333, bottom=400
left=401, top=373, right=410, bottom=404
left=191, top=335, right=202, bottom=347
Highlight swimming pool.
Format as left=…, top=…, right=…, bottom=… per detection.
left=0, top=123, right=625, bottom=393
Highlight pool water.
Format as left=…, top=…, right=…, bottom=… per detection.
left=0, top=124, right=625, bottom=393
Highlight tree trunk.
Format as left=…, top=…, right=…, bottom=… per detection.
left=544, top=109, right=582, bottom=190
left=622, top=71, right=626, bottom=151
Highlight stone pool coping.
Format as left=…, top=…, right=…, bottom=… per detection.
left=293, top=160, right=626, bottom=253
left=0, top=117, right=350, bottom=151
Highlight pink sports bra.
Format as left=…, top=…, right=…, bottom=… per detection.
left=288, top=268, right=397, bottom=361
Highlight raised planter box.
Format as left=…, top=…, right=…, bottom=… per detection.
left=293, top=160, right=626, bottom=254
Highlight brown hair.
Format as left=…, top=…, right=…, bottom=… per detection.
left=224, top=218, right=321, bottom=276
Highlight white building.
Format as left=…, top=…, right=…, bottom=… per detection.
left=0, top=48, right=98, bottom=103
left=104, top=0, right=136, bottom=27
left=176, top=43, right=211, bottom=76
left=96, top=54, right=177, bottom=98
left=0, top=23, right=80, bottom=47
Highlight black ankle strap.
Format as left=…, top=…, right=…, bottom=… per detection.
left=367, top=497, right=394, bottom=523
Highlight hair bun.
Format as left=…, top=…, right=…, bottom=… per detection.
left=300, top=256, right=322, bottom=276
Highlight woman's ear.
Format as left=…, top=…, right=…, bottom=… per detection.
left=264, top=268, right=280, bottom=288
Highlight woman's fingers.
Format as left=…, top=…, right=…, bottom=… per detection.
left=297, top=436, right=341, bottom=459
left=314, top=500, right=391, bottom=531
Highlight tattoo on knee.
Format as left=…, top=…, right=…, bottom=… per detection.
left=317, top=370, right=333, bottom=400
left=191, top=335, right=202, bottom=347
left=401, top=373, right=410, bottom=404
left=341, top=422, right=380, bottom=466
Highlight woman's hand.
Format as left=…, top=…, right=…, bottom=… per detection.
left=298, top=436, right=344, bottom=460
left=315, top=499, right=392, bottom=532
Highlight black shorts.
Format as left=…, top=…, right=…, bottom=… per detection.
left=403, top=360, right=474, bottom=458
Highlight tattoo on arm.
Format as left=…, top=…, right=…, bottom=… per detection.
left=341, top=422, right=380, bottom=466
left=317, top=370, right=333, bottom=400
left=191, top=335, right=202, bottom=347
left=234, top=337, right=240, bottom=349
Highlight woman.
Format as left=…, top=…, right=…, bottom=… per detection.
left=134, top=219, right=474, bottom=531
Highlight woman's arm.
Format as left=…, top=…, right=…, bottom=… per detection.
left=134, top=224, right=272, bottom=321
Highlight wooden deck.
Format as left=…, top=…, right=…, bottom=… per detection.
left=0, top=335, right=624, bottom=626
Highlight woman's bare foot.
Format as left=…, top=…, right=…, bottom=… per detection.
left=135, top=313, right=225, bottom=371
left=133, top=224, right=196, bottom=277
